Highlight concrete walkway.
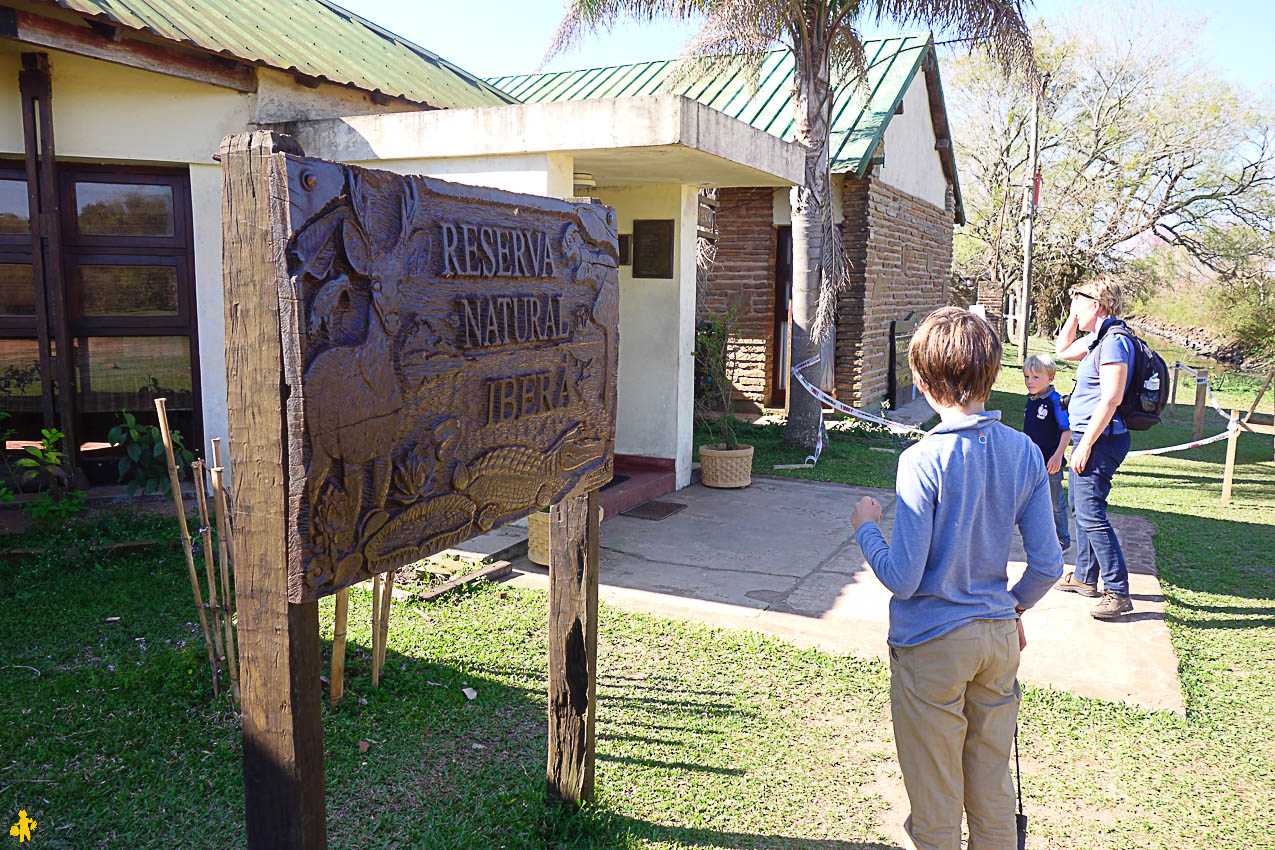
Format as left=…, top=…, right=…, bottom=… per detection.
left=505, top=475, right=1184, bottom=714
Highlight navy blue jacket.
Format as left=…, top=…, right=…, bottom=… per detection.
left=1024, top=388, right=1070, bottom=460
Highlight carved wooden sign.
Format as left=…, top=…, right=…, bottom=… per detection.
left=257, top=155, right=617, bottom=601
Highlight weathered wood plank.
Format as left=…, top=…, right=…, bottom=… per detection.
left=221, top=130, right=326, bottom=850
left=546, top=489, right=599, bottom=804
left=410, top=560, right=513, bottom=603
left=4, top=8, right=257, bottom=91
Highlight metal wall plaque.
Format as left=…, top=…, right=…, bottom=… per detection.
left=632, top=219, right=674, bottom=279
left=270, top=157, right=618, bottom=601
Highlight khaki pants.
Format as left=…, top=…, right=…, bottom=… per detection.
left=889, top=618, right=1021, bottom=850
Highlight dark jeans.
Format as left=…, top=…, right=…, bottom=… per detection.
left=1049, top=469, right=1070, bottom=549
left=1070, top=431, right=1131, bottom=596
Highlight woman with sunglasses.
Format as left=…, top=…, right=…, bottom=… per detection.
left=1052, top=276, right=1135, bottom=619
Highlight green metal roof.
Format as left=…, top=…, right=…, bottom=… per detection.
left=41, top=0, right=517, bottom=108
left=490, top=34, right=958, bottom=197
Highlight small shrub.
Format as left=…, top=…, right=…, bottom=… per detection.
left=694, top=307, right=744, bottom=450
left=15, top=427, right=85, bottom=522
left=108, top=412, right=194, bottom=496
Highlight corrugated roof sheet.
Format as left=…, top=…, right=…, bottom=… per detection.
left=489, top=34, right=935, bottom=177
left=44, top=0, right=517, bottom=108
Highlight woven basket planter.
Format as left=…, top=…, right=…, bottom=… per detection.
left=699, top=443, right=754, bottom=489
left=527, top=503, right=604, bottom=566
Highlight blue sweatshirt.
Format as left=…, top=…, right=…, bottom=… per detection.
left=855, top=410, right=1064, bottom=647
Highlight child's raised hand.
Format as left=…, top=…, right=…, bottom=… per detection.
left=850, top=496, right=883, bottom=530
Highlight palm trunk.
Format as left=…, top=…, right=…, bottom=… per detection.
left=783, top=45, right=833, bottom=451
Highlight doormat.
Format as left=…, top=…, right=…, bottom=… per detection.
left=621, top=500, right=687, bottom=521
left=600, top=474, right=630, bottom=491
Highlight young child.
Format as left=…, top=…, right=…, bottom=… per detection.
left=850, top=307, right=1063, bottom=850
left=1023, top=353, right=1073, bottom=551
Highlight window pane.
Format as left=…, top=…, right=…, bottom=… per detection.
left=0, top=264, right=36, bottom=317
left=73, top=336, right=193, bottom=415
left=0, top=338, right=42, bottom=404
left=0, top=179, right=29, bottom=234
left=75, top=182, right=175, bottom=237
left=0, top=338, right=43, bottom=447
left=77, top=264, right=178, bottom=317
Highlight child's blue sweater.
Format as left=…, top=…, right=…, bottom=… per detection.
left=855, top=410, right=1064, bottom=647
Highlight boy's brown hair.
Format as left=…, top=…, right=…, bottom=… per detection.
left=908, top=307, right=1002, bottom=407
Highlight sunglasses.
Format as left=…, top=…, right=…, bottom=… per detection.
left=1070, top=290, right=1098, bottom=303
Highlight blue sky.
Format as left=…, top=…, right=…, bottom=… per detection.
left=339, top=0, right=1272, bottom=90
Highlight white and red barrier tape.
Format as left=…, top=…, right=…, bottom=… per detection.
left=789, top=357, right=1241, bottom=466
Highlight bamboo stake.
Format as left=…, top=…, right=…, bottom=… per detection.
left=154, top=397, right=219, bottom=697
left=370, top=573, right=382, bottom=687
left=374, top=571, right=395, bottom=686
left=209, top=440, right=239, bottom=702
left=191, top=460, right=226, bottom=676
left=331, top=588, right=349, bottom=706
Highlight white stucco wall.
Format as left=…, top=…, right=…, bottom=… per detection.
left=874, top=72, right=948, bottom=210
left=188, top=164, right=229, bottom=455
left=356, top=152, right=575, bottom=198
left=0, top=45, right=424, bottom=459
left=594, top=184, right=698, bottom=488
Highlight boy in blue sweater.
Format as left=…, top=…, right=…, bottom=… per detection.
left=850, top=308, right=1063, bottom=850
left=1023, top=353, right=1072, bottom=551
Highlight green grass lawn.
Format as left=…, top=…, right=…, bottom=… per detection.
left=1, top=339, right=1272, bottom=848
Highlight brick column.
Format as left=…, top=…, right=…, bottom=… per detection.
left=700, top=187, right=777, bottom=410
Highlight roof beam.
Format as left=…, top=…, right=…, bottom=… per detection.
left=0, top=6, right=257, bottom=92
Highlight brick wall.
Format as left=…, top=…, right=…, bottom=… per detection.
left=699, top=187, right=776, bottom=408
left=976, top=278, right=1006, bottom=335
left=835, top=175, right=954, bottom=406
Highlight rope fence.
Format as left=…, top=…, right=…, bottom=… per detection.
left=787, top=357, right=1257, bottom=501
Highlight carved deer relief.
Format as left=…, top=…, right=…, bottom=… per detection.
left=300, top=172, right=430, bottom=584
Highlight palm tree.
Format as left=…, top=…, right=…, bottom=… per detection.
left=547, top=1, right=1035, bottom=450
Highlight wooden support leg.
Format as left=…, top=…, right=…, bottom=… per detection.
left=330, top=588, right=348, bottom=706
left=239, top=597, right=326, bottom=849
left=1221, top=411, right=1240, bottom=507
left=546, top=490, right=600, bottom=805
left=221, top=130, right=325, bottom=850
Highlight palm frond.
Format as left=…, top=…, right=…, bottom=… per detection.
left=542, top=0, right=706, bottom=68
left=870, top=0, right=1036, bottom=76
left=671, top=1, right=784, bottom=89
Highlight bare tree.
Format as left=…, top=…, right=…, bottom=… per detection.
left=547, top=0, right=1034, bottom=450
left=951, top=8, right=1275, bottom=332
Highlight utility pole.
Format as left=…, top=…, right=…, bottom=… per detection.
left=1018, top=72, right=1048, bottom=366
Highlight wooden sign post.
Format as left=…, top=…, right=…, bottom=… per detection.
left=220, top=131, right=618, bottom=848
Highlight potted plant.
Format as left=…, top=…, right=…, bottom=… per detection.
left=695, top=307, right=753, bottom=488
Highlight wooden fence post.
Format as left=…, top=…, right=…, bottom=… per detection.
left=222, top=130, right=326, bottom=850
left=546, top=490, right=600, bottom=805
left=1169, top=362, right=1180, bottom=420
left=1193, top=369, right=1209, bottom=441
left=1221, top=411, right=1240, bottom=506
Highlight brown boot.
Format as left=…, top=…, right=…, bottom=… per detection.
left=1055, top=572, right=1098, bottom=597
left=1091, top=591, right=1133, bottom=620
